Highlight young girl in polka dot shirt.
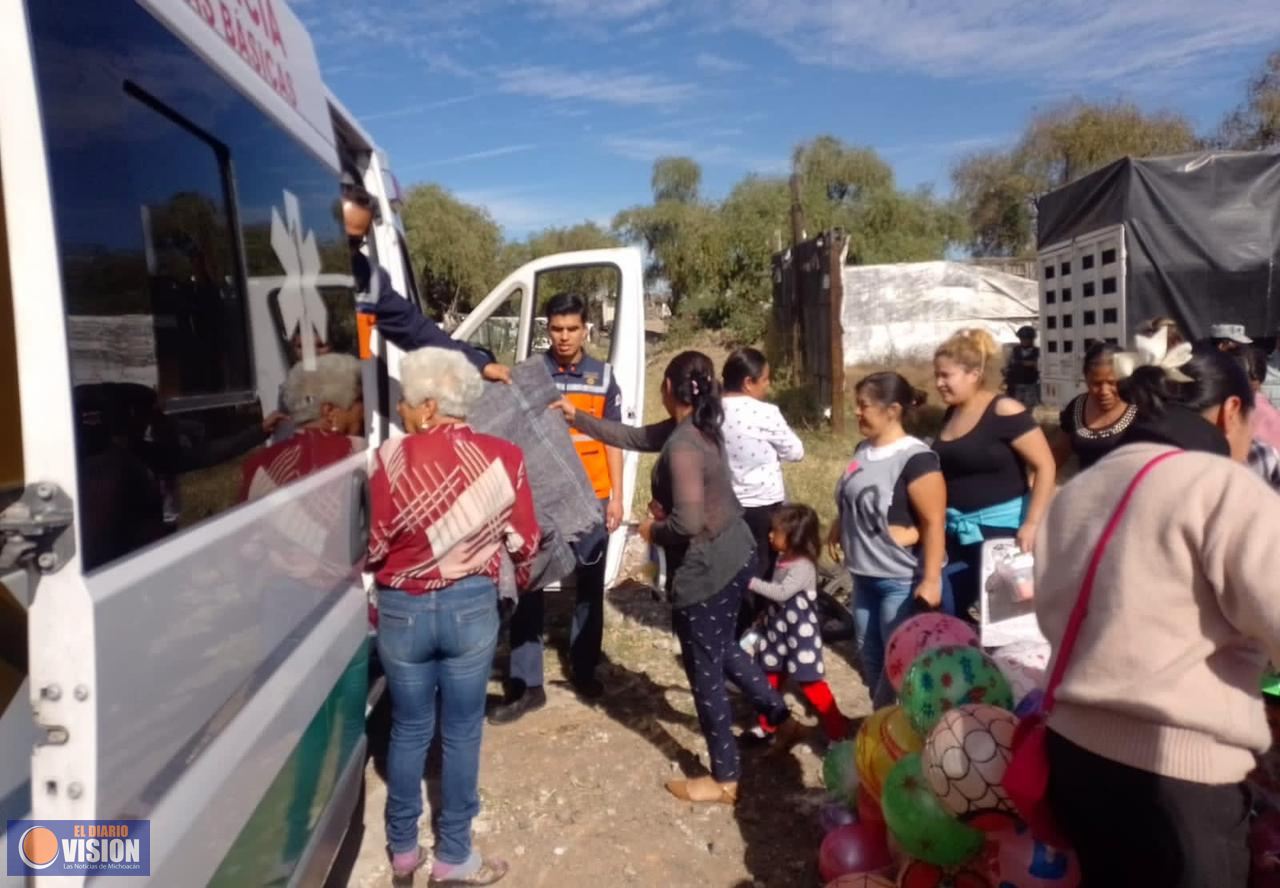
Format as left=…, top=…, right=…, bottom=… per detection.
left=747, top=504, right=850, bottom=742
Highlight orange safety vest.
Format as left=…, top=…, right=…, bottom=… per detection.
left=552, top=357, right=615, bottom=500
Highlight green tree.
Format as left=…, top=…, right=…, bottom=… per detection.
left=613, top=157, right=727, bottom=315
left=502, top=222, right=622, bottom=323
left=1216, top=50, right=1280, bottom=149
left=790, top=135, right=960, bottom=263
left=400, top=183, right=503, bottom=321
left=952, top=99, right=1200, bottom=256
left=651, top=156, right=702, bottom=204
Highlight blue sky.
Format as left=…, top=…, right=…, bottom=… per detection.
left=296, top=0, right=1280, bottom=240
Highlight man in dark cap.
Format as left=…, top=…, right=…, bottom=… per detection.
left=1006, top=325, right=1040, bottom=408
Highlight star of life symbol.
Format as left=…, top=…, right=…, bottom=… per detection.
left=271, top=190, right=328, bottom=368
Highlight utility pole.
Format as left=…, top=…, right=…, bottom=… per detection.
left=789, top=173, right=807, bottom=246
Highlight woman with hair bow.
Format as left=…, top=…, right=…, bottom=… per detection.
left=1033, top=327, right=1280, bottom=888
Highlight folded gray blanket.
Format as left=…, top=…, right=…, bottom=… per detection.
left=468, top=357, right=603, bottom=593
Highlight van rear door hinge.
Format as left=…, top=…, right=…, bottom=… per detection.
left=0, top=482, right=75, bottom=574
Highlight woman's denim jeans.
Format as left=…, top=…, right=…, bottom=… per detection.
left=377, top=576, right=499, bottom=863
left=852, top=573, right=953, bottom=708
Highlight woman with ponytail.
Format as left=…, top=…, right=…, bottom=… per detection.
left=830, top=372, right=950, bottom=707
left=1034, top=330, right=1280, bottom=887
left=932, top=329, right=1056, bottom=622
left=552, top=351, right=798, bottom=804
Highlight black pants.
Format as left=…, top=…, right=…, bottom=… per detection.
left=507, top=515, right=607, bottom=687
left=945, top=524, right=1014, bottom=623
left=672, top=565, right=789, bottom=783
left=737, top=503, right=781, bottom=636
left=1047, top=730, right=1250, bottom=888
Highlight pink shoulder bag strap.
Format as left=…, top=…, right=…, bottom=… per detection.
left=1003, top=449, right=1181, bottom=844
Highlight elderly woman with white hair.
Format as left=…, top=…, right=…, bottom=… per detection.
left=239, top=353, right=364, bottom=501
left=369, top=347, right=538, bottom=887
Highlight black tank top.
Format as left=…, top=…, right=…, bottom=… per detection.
left=933, top=397, right=1037, bottom=513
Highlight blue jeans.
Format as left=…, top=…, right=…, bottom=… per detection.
left=852, top=574, right=954, bottom=708
left=377, top=576, right=500, bottom=863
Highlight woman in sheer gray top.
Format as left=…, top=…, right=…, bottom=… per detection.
left=552, top=351, right=798, bottom=804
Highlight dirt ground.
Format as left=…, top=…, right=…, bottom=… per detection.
left=338, top=542, right=871, bottom=888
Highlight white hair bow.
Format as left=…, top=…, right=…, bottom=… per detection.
left=1113, top=326, right=1193, bottom=383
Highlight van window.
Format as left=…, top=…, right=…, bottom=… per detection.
left=467, top=288, right=524, bottom=366
left=534, top=265, right=622, bottom=362
left=30, top=0, right=356, bottom=570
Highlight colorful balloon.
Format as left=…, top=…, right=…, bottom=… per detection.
left=824, top=739, right=862, bottom=805
left=987, top=826, right=1081, bottom=887
left=900, top=646, right=1014, bottom=737
left=820, top=800, right=859, bottom=834
left=857, top=786, right=886, bottom=828
left=881, top=753, right=985, bottom=868
left=1014, top=688, right=1046, bottom=720
left=826, top=873, right=896, bottom=887
left=897, top=859, right=994, bottom=888
left=855, top=705, right=924, bottom=800
left=818, top=823, right=893, bottom=883
left=885, top=614, right=981, bottom=691
left=922, top=704, right=1018, bottom=824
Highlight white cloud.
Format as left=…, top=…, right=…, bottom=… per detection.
left=530, top=0, right=670, bottom=20
left=603, top=135, right=785, bottom=172
left=695, top=52, right=747, bottom=74
left=362, top=95, right=479, bottom=122
left=454, top=187, right=615, bottom=237
left=722, top=0, right=1280, bottom=88
left=407, top=144, right=539, bottom=169
left=495, top=65, right=696, bottom=106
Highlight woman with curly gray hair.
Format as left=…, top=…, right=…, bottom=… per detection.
left=238, top=353, right=364, bottom=501
left=369, top=347, right=539, bottom=886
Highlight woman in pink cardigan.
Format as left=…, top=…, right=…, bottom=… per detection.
left=1035, top=334, right=1280, bottom=888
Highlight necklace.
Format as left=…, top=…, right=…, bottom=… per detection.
left=1073, top=396, right=1137, bottom=440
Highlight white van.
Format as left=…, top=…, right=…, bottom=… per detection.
left=0, top=0, right=643, bottom=885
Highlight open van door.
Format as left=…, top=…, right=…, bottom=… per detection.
left=452, top=248, right=646, bottom=586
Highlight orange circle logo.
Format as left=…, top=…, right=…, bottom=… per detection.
left=19, top=826, right=59, bottom=869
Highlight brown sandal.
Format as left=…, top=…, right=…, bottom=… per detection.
left=664, top=777, right=738, bottom=805
left=428, top=857, right=509, bottom=887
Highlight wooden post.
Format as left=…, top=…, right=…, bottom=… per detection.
left=828, top=231, right=847, bottom=436
left=789, top=174, right=807, bottom=246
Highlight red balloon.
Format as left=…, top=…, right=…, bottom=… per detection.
left=818, top=823, right=893, bottom=883
left=826, top=874, right=895, bottom=887
left=987, top=828, right=1080, bottom=887
left=1251, top=809, right=1280, bottom=888
left=898, top=859, right=993, bottom=888
left=857, top=786, right=886, bottom=828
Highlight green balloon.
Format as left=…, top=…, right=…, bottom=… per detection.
left=899, top=644, right=1014, bottom=736
left=822, top=739, right=860, bottom=805
left=881, top=752, right=984, bottom=867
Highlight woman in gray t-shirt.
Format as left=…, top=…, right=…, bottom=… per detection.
left=830, top=373, right=949, bottom=707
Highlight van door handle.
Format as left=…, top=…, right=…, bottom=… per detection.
left=349, top=470, right=370, bottom=566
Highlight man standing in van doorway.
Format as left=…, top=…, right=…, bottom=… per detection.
left=490, top=293, right=623, bottom=724
left=341, top=177, right=510, bottom=383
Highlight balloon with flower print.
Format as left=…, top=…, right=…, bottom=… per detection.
left=899, top=646, right=1014, bottom=737
left=885, top=614, right=981, bottom=692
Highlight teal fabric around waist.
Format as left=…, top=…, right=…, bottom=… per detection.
left=945, top=497, right=1027, bottom=546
